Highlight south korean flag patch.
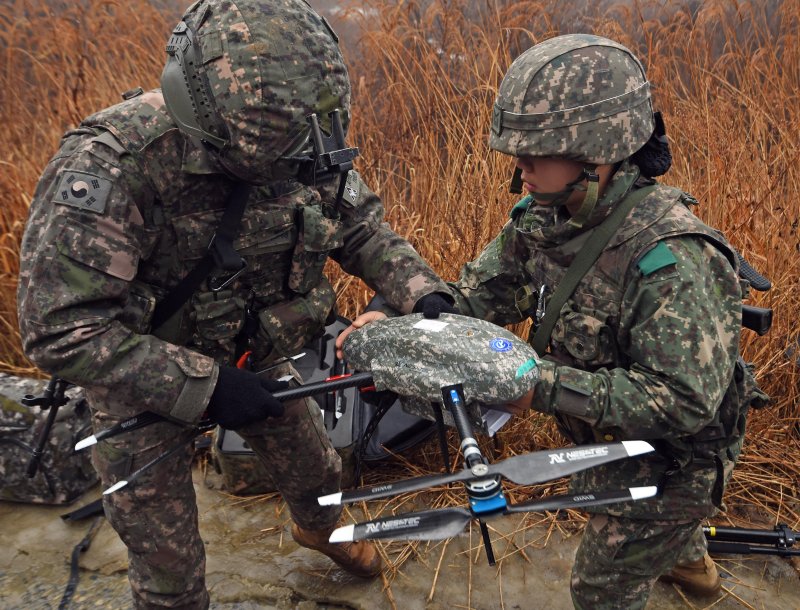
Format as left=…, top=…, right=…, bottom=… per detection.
left=52, top=170, right=112, bottom=214
left=342, top=170, right=360, bottom=205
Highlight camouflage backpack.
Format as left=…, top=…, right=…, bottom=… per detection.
left=0, top=374, right=98, bottom=505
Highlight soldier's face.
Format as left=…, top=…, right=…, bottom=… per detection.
left=514, top=156, right=615, bottom=214
left=513, top=156, right=585, bottom=204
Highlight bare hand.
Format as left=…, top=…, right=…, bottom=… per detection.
left=335, top=311, right=388, bottom=360
left=494, top=388, right=535, bottom=417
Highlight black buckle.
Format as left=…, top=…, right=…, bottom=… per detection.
left=207, top=231, right=247, bottom=292
left=208, top=259, right=247, bottom=292
left=287, top=110, right=359, bottom=187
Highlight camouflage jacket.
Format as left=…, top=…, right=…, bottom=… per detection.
left=450, top=162, right=748, bottom=519
left=17, top=89, right=448, bottom=425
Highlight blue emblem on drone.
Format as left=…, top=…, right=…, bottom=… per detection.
left=489, top=338, right=513, bottom=352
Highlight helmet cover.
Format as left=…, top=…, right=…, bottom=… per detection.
left=342, top=313, right=541, bottom=405
left=490, top=34, right=654, bottom=165
left=161, top=0, right=351, bottom=184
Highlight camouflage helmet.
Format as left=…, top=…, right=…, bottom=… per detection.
left=489, top=34, right=654, bottom=165
left=160, top=0, right=350, bottom=184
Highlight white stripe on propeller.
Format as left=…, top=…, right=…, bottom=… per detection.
left=621, top=440, right=654, bottom=456
left=318, top=492, right=342, bottom=506
left=74, top=435, right=98, bottom=451
left=103, top=480, right=128, bottom=495
left=630, top=486, right=658, bottom=500
left=329, top=524, right=354, bottom=543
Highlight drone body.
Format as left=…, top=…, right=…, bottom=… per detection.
left=343, top=313, right=541, bottom=431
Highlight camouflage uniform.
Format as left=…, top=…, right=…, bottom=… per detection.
left=16, top=1, right=447, bottom=607
left=448, top=34, right=760, bottom=609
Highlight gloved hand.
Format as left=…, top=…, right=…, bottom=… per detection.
left=413, top=292, right=459, bottom=319
left=206, top=366, right=288, bottom=430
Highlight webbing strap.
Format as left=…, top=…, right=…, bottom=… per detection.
left=531, top=185, right=658, bottom=355
left=58, top=516, right=104, bottom=610
left=150, top=183, right=251, bottom=331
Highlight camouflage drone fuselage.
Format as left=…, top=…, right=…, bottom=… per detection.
left=342, top=313, right=540, bottom=433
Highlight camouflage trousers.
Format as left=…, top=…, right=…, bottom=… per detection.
left=571, top=514, right=708, bottom=610
left=91, top=393, right=341, bottom=609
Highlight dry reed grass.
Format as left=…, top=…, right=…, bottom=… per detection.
left=0, top=0, right=177, bottom=374
left=1, top=0, right=798, bottom=600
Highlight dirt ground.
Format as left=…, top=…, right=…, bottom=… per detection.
left=1, top=466, right=799, bottom=610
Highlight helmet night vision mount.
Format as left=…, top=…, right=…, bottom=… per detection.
left=287, top=110, right=360, bottom=205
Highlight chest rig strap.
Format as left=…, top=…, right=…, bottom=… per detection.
left=150, top=182, right=252, bottom=331
left=531, top=185, right=658, bottom=355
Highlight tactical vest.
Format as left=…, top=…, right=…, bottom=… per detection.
left=80, top=90, right=341, bottom=366
left=524, top=185, right=761, bottom=483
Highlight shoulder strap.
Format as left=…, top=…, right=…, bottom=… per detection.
left=531, top=185, right=657, bottom=355
left=150, top=183, right=252, bottom=331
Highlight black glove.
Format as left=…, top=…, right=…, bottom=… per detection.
left=206, top=366, right=288, bottom=430
left=413, top=292, right=459, bottom=319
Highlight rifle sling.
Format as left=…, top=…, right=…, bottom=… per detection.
left=531, top=185, right=658, bottom=355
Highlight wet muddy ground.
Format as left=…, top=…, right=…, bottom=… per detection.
left=2, top=468, right=799, bottom=610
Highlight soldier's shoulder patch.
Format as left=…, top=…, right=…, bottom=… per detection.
left=342, top=170, right=360, bottom=205
left=637, top=241, right=677, bottom=276
left=52, top=170, right=112, bottom=214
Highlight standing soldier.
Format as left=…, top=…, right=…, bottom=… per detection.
left=16, top=0, right=453, bottom=607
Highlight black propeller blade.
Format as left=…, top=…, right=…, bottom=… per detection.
left=76, top=372, right=375, bottom=452
left=330, top=507, right=473, bottom=542
left=102, top=436, right=195, bottom=495
left=319, top=441, right=654, bottom=506
left=75, top=411, right=166, bottom=451
left=318, top=470, right=475, bottom=506
left=485, top=440, right=653, bottom=486
left=505, top=486, right=658, bottom=514
left=329, top=486, right=658, bottom=543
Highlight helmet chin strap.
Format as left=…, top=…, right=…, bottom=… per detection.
left=566, top=165, right=600, bottom=228
left=531, top=165, right=599, bottom=228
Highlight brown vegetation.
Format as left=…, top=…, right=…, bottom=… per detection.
left=1, top=0, right=798, bottom=581
left=336, top=0, right=800, bottom=539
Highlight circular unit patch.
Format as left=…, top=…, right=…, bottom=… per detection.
left=489, top=337, right=513, bottom=353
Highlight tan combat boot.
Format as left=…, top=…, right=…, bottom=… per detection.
left=291, top=523, right=383, bottom=578
left=659, top=553, right=721, bottom=596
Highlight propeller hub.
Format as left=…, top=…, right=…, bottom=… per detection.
left=466, top=476, right=501, bottom=497
left=471, top=463, right=489, bottom=476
